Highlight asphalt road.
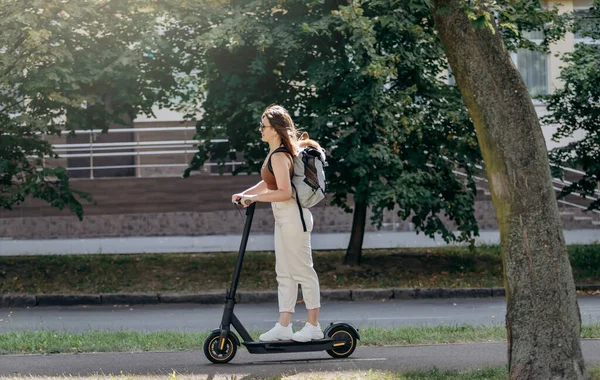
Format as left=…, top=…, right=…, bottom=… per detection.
left=2, top=296, right=600, bottom=333
left=1, top=341, right=600, bottom=378
left=2, top=297, right=600, bottom=378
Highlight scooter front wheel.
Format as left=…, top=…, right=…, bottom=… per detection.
left=204, top=332, right=237, bottom=364
left=326, top=325, right=358, bottom=359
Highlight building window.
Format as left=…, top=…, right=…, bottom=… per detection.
left=574, top=7, right=600, bottom=44
left=511, top=50, right=549, bottom=97
left=510, top=30, right=549, bottom=98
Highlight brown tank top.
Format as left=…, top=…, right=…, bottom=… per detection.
left=261, top=150, right=294, bottom=190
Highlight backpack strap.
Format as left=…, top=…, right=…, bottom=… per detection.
left=291, top=183, right=308, bottom=232
left=268, top=147, right=308, bottom=233
left=267, top=147, right=292, bottom=175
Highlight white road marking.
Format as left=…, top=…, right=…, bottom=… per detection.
left=260, top=357, right=387, bottom=365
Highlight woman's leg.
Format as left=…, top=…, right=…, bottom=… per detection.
left=274, top=215, right=298, bottom=318
left=307, top=308, right=319, bottom=326
left=279, top=312, right=293, bottom=326
left=287, top=208, right=320, bottom=321
left=258, top=214, right=296, bottom=341
left=278, top=206, right=323, bottom=342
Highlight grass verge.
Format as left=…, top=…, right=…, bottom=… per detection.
left=2, top=366, right=600, bottom=379
left=1, top=324, right=599, bottom=355
left=1, top=244, right=599, bottom=295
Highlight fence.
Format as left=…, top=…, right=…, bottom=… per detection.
left=45, top=125, right=599, bottom=218
left=46, top=126, right=242, bottom=178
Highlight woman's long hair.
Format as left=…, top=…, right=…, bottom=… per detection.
left=262, top=104, right=299, bottom=156
left=262, top=104, right=324, bottom=156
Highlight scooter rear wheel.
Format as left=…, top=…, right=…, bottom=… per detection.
left=326, top=326, right=357, bottom=358
left=204, top=332, right=237, bottom=364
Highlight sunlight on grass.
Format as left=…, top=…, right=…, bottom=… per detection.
left=6, top=365, right=600, bottom=379
left=1, top=324, right=599, bottom=356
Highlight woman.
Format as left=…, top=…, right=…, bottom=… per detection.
left=231, top=104, right=323, bottom=342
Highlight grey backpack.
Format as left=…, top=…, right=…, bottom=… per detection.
left=268, top=145, right=327, bottom=231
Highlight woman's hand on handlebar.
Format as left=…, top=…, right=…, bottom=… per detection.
left=240, top=194, right=256, bottom=207
left=232, top=193, right=256, bottom=207
left=232, top=193, right=244, bottom=204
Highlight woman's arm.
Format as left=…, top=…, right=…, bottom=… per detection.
left=231, top=181, right=268, bottom=203
left=241, top=153, right=292, bottom=205
left=241, top=181, right=269, bottom=196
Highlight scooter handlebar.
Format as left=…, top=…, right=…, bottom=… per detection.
left=234, top=197, right=254, bottom=206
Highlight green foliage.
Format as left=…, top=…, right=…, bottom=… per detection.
left=569, top=244, right=600, bottom=280
left=432, top=0, right=567, bottom=52
left=0, top=0, right=183, bottom=217
left=570, top=0, right=600, bottom=41
left=495, top=0, right=567, bottom=53
left=175, top=0, right=329, bottom=173
left=173, top=0, right=483, bottom=244
left=541, top=0, right=600, bottom=211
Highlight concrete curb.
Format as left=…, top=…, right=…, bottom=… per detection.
left=1, top=285, right=598, bottom=308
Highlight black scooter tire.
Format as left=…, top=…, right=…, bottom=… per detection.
left=326, top=325, right=358, bottom=359
left=204, top=332, right=237, bottom=364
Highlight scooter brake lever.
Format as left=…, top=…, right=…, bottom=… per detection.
left=234, top=198, right=244, bottom=218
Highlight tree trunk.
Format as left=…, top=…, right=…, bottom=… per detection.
left=344, top=201, right=367, bottom=266
left=431, top=2, right=588, bottom=379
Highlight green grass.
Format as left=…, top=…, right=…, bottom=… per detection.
left=1, top=324, right=599, bottom=355
left=0, top=244, right=598, bottom=295
left=272, top=365, right=600, bottom=380
left=356, top=367, right=509, bottom=380
left=292, top=365, right=600, bottom=380
left=360, top=324, right=507, bottom=345
left=2, top=366, right=600, bottom=380
left=0, top=367, right=516, bottom=379
left=217, top=368, right=511, bottom=380
left=0, top=330, right=210, bottom=355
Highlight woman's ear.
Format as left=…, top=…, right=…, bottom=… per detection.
left=300, top=132, right=309, bottom=140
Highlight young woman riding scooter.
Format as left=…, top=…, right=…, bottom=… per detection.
left=232, top=104, right=323, bottom=342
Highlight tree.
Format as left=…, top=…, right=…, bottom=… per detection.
left=542, top=1, right=600, bottom=211
left=173, top=0, right=482, bottom=265
left=0, top=0, right=182, bottom=218
left=431, top=0, right=588, bottom=377
left=307, top=1, right=482, bottom=265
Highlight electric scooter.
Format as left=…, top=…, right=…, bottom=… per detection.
left=203, top=201, right=359, bottom=364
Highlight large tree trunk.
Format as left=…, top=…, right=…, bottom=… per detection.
left=431, top=2, right=588, bottom=379
left=344, top=201, right=368, bottom=266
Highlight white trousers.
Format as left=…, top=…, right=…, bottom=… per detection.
left=272, top=198, right=321, bottom=313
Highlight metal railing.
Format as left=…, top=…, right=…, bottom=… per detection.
left=46, top=126, right=240, bottom=178
left=439, top=155, right=600, bottom=198
left=451, top=168, right=600, bottom=216
left=45, top=126, right=598, bottom=220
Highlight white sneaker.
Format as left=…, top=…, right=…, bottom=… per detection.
left=292, top=322, right=324, bottom=342
left=259, top=323, right=294, bottom=341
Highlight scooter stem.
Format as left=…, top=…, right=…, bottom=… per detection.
left=228, top=202, right=256, bottom=300
left=217, top=202, right=256, bottom=353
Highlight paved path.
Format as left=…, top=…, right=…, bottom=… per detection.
left=2, top=296, right=600, bottom=333
left=1, top=341, right=600, bottom=377
left=2, top=229, right=599, bottom=255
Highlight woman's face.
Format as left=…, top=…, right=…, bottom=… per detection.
left=260, top=115, right=277, bottom=143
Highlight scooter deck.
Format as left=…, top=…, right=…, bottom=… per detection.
left=244, top=338, right=336, bottom=354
